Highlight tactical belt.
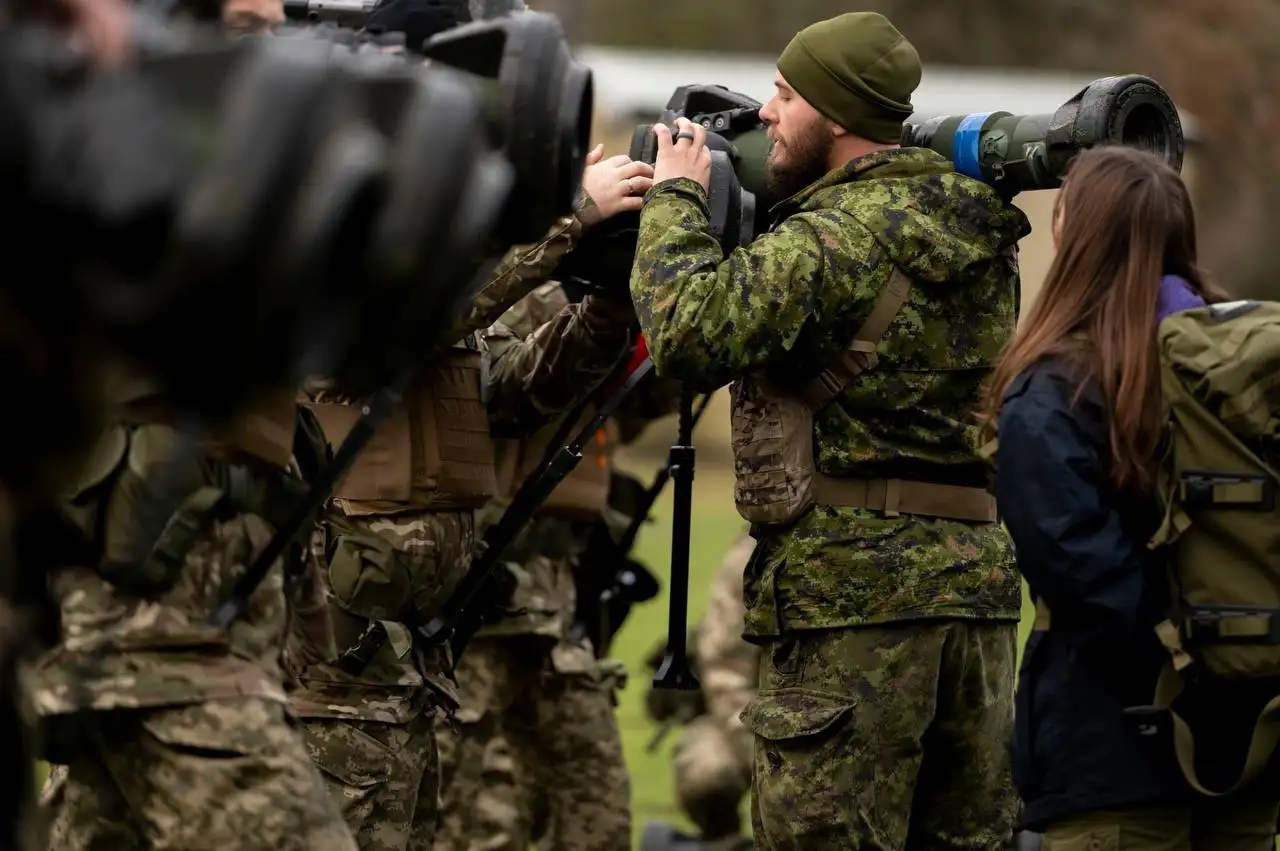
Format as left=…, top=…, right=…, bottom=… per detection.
left=812, top=476, right=997, bottom=524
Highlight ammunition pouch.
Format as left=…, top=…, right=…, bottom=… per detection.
left=60, top=422, right=309, bottom=596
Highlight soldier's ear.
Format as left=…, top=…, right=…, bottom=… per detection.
left=830, top=120, right=847, bottom=138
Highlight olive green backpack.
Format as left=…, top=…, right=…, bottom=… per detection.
left=1139, top=299, right=1280, bottom=795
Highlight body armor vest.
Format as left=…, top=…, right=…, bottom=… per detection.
left=731, top=267, right=997, bottom=528
left=303, top=342, right=497, bottom=516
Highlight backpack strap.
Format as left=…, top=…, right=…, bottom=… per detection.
left=1128, top=661, right=1280, bottom=797
left=797, top=266, right=913, bottom=413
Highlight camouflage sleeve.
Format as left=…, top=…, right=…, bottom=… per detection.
left=483, top=293, right=632, bottom=439
left=442, top=200, right=593, bottom=345
left=629, top=178, right=874, bottom=390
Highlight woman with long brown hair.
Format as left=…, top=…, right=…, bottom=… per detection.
left=982, top=144, right=1280, bottom=850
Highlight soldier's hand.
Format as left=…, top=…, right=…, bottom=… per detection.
left=652, top=117, right=712, bottom=192
left=38, top=0, right=133, bottom=67
left=577, top=144, right=655, bottom=227
left=222, top=0, right=284, bottom=33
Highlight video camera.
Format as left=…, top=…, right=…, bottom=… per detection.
left=554, top=74, right=1185, bottom=293
left=0, top=6, right=590, bottom=421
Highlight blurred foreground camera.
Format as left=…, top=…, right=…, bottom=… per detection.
left=556, top=74, right=1185, bottom=293
left=419, top=11, right=593, bottom=241
left=283, top=2, right=594, bottom=244
left=0, top=16, right=515, bottom=420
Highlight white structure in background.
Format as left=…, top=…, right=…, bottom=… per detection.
left=574, top=44, right=1200, bottom=137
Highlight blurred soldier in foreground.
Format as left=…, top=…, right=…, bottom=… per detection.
left=290, top=145, right=652, bottom=851
left=30, top=2, right=360, bottom=849
left=434, top=280, right=634, bottom=851
left=629, top=12, right=1029, bottom=850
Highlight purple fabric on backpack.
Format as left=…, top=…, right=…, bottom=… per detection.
left=1157, top=274, right=1206, bottom=323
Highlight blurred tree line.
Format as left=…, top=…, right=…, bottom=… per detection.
left=530, top=0, right=1280, bottom=298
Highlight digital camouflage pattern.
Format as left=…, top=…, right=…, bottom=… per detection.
left=672, top=532, right=758, bottom=841
left=32, top=417, right=355, bottom=849
left=630, top=147, right=1030, bottom=635
left=41, top=697, right=357, bottom=851
left=289, top=511, right=469, bottom=851
left=434, top=635, right=631, bottom=851
left=434, top=281, right=632, bottom=851
left=33, top=430, right=296, bottom=715
left=742, top=623, right=1018, bottom=850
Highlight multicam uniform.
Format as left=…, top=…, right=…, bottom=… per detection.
left=434, top=281, right=631, bottom=851
left=289, top=210, right=635, bottom=851
left=630, top=148, right=1031, bottom=850
left=35, top=383, right=357, bottom=851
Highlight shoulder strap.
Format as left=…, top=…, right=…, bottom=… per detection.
left=799, top=266, right=913, bottom=412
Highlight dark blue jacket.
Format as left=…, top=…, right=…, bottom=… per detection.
left=997, top=358, right=1280, bottom=830
left=997, top=358, right=1180, bottom=828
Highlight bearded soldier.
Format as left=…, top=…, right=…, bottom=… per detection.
left=630, top=12, right=1029, bottom=851
left=289, top=146, right=652, bottom=851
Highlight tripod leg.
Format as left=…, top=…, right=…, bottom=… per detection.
left=653, top=385, right=699, bottom=691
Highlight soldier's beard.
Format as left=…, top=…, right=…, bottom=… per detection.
left=765, top=117, right=833, bottom=201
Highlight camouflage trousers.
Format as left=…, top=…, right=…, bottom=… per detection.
left=292, top=508, right=476, bottom=851
left=434, top=635, right=631, bottom=851
left=40, top=696, right=357, bottom=851
left=300, top=710, right=438, bottom=851
left=741, top=621, right=1019, bottom=851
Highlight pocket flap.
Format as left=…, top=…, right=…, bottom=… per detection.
left=739, top=690, right=853, bottom=742
left=65, top=424, right=128, bottom=501
left=140, top=700, right=273, bottom=757
left=328, top=533, right=412, bottom=621
left=302, top=721, right=395, bottom=787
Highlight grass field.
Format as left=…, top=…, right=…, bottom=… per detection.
left=610, top=425, right=1036, bottom=849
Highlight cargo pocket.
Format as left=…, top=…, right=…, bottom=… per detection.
left=326, top=528, right=413, bottom=623
left=300, top=719, right=395, bottom=830
left=139, top=701, right=278, bottom=761
left=740, top=690, right=853, bottom=767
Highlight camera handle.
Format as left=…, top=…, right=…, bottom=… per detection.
left=652, top=384, right=700, bottom=692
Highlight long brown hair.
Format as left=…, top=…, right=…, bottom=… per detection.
left=980, top=145, right=1224, bottom=494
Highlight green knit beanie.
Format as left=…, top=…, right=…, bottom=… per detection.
left=776, top=12, right=921, bottom=144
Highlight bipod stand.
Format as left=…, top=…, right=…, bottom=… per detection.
left=652, top=385, right=699, bottom=692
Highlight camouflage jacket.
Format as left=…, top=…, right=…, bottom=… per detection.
left=630, top=147, right=1029, bottom=634
left=442, top=206, right=590, bottom=349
